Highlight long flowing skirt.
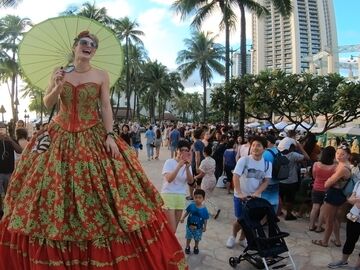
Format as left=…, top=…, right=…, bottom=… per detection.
left=0, top=122, right=187, bottom=270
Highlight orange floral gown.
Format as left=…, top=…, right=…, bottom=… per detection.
left=0, top=82, right=188, bottom=270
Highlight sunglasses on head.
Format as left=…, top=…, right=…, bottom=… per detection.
left=337, top=144, right=349, bottom=150
left=78, top=39, right=97, bottom=48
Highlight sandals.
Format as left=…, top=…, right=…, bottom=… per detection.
left=308, top=226, right=316, bottom=231
left=330, top=239, right=342, bottom=247
left=315, top=227, right=325, bottom=233
left=311, top=239, right=328, bottom=247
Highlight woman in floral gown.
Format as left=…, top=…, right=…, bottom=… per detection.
left=0, top=31, right=187, bottom=270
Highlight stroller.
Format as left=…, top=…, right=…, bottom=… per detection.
left=229, top=197, right=296, bottom=270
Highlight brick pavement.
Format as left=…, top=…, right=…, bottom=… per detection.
left=138, top=141, right=359, bottom=270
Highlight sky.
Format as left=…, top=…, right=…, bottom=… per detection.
left=0, top=0, right=359, bottom=121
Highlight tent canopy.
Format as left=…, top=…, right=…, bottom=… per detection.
left=326, top=126, right=360, bottom=136
left=245, top=122, right=261, bottom=128
left=284, top=122, right=312, bottom=132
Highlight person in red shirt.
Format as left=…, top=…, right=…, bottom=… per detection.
left=309, top=146, right=336, bottom=232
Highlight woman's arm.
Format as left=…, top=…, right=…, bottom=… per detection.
left=100, top=71, right=113, bottom=133
left=43, top=67, right=64, bottom=109
left=164, top=160, right=185, bottom=183
left=324, top=165, right=348, bottom=189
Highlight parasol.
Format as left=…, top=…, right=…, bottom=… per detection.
left=18, top=16, right=123, bottom=90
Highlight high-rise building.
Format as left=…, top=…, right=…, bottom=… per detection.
left=252, top=0, right=338, bottom=74
left=231, top=52, right=252, bottom=77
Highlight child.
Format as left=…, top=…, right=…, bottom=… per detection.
left=180, top=189, right=209, bottom=255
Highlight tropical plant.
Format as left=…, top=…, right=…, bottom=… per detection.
left=0, top=0, right=22, bottom=8
left=66, top=1, right=113, bottom=25
left=176, top=31, right=225, bottom=123
left=0, top=15, right=31, bottom=125
left=113, top=17, right=144, bottom=121
left=172, top=0, right=237, bottom=83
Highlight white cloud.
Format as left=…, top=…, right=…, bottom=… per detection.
left=138, top=8, right=179, bottom=69
left=99, top=0, right=131, bottom=19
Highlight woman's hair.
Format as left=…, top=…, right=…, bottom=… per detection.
left=177, top=139, right=190, bottom=150
left=15, top=128, right=28, bottom=140
left=193, top=128, right=203, bottom=140
left=337, top=144, right=351, bottom=155
left=203, top=144, right=212, bottom=156
left=156, top=129, right=161, bottom=139
left=303, top=132, right=317, bottom=156
left=226, top=139, right=236, bottom=149
left=350, top=153, right=360, bottom=166
left=73, top=31, right=99, bottom=48
left=320, top=146, right=336, bottom=165
left=121, top=124, right=129, bottom=131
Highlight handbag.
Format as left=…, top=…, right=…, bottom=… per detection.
left=32, top=105, right=56, bottom=153
left=342, top=177, right=356, bottom=198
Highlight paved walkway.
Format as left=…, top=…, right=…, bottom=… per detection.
left=137, top=142, right=359, bottom=270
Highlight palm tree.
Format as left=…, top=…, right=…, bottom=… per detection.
left=0, top=15, right=31, bottom=125
left=0, top=0, right=22, bottom=8
left=235, top=0, right=291, bottom=137
left=113, top=17, right=144, bottom=122
left=176, top=31, right=225, bottom=123
left=72, top=1, right=113, bottom=25
left=172, top=0, right=237, bottom=83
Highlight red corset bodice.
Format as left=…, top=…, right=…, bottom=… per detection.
left=53, top=82, right=101, bottom=132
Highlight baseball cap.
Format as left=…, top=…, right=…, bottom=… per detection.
left=279, top=131, right=287, bottom=138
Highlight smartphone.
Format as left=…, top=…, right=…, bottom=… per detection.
left=182, top=152, right=192, bottom=163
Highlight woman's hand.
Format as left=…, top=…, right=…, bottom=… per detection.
left=105, top=136, right=120, bottom=158
left=54, top=67, right=65, bottom=88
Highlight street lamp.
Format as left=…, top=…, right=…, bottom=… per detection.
left=348, top=55, right=357, bottom=79
left=24, top=109, right=29, bottom=127
left=0, top=105, right=6, bottom=122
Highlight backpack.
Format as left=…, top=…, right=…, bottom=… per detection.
left=266, top=148, right=290, bottom=181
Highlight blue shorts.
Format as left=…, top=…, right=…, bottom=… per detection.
left=233, top=196, right=245, bottom=219
left=185, top=226, right=203, bottom=241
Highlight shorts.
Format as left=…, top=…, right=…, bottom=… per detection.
left=0, top=173, right=11, bottom=194
left=161, top=193, right=186, bottom=210
left=324, top=187, right=346, bottom=206
left=311, top=190, right=325, bottom=204
left=185, top=226, right=203, bottom=241
left=170, top=145, right=177, bottom=153
left=133, top=142, right=141, bottom=150
left=279, top=182, right=298, bottom=203
left=233, top=196, right=245, bottom=219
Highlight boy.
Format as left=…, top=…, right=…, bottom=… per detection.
left=180, top=189, right=209, bottom=255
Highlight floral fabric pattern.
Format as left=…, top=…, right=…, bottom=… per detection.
left=0, top=82, right=187, bottom=269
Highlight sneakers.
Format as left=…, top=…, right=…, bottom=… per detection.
left=193, top=247, right=199, bottom=254
left=226, top=236, right=236, bottom=248
left=184, top=246, right=190, bottom=255
left=239, top=239, right=248, bottom=248
left=328, top=260, right=348, bottom=269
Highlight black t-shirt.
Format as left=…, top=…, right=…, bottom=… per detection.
left=0, top=140, right=15, bottom=174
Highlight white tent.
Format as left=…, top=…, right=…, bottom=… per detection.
left=245, top=122, right=261, bottom=128
left=285, top=122, right=312, bottom=132
left=326, top=126, right=360, bottom=136
left=268, top=121, right=289, bottom=130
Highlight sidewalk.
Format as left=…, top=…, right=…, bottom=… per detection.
left=138, top=143, right=358, bottom=270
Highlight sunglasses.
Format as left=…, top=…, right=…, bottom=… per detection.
left=337, top=144, right=349, bottom=150
left=78, top=39, right=97, bottom=49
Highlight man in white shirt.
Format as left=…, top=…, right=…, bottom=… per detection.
left=226, top=136, right=271, bottom=248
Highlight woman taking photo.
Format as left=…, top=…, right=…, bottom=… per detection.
left=312, top=144, right=352, bottom=248
left=161, top=140, right=193, bottom=233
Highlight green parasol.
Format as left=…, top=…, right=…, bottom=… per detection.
left=18, top=16, right=123, bottom=90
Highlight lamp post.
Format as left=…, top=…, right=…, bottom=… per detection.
left=0, top=105, right=6, bottom=122
left=24, top=109, right=29, bottom=127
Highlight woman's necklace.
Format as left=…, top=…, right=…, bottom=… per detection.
left=74, top=67, right=91, bottom=73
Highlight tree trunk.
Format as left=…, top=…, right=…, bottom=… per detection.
left=238, top=2, right=246, bottom=138
left=125, top=37, right=131, bottom=121
left=202, top=79, right=207, bottom=123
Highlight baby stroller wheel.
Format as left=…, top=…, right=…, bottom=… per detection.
left=229, top=257, right=239, bottom=268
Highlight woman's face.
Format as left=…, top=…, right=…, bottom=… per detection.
left=122, top=126, right=129, bottom=133
left=177, top=147, right=190, bottom=159
left=336, top=148, right=349, bottom=162
left=204, top=132, right=210, bottom=140
left=237, top=136, right=243, bottom=144
left=74, top=37, right=97, bottom=59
